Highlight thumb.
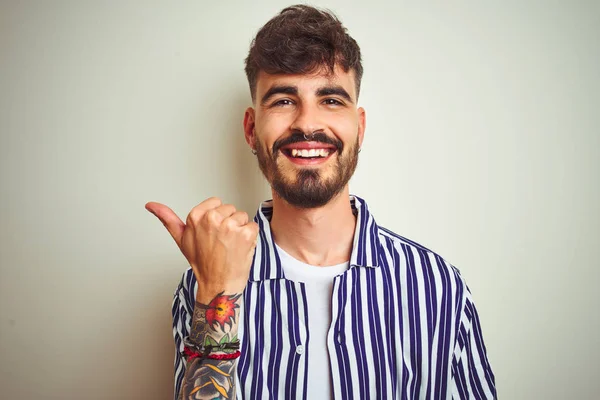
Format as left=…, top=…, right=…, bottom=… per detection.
left=145, top=202, right=185, bottom=249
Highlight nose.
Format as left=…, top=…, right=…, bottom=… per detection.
left=290, top=102, right=325, bottom=136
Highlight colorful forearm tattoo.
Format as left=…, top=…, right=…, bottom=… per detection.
left=181, top=292, right=242, bottom=400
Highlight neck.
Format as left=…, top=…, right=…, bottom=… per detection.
left=269, top=186, right=356, bottom=267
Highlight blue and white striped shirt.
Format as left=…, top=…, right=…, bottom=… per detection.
left=172, top=195, right=496, bottom=399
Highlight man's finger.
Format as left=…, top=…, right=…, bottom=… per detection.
left=227, top=211, right=250, bottom=226
left=145, top=202, right=185, bottom=248
left=187, top=197, right=223, bottom=225
left=214, top=204, right=238, bottom=220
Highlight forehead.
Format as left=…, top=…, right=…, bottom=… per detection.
left=256, top=66, right=357, bottom=99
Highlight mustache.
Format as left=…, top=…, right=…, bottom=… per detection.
left=272, top=131, right=343, bottom=154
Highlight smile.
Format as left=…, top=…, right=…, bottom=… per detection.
left=280, top=147, right=335, bottom=165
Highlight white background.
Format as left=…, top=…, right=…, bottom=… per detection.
left=1, top=1, right=598, bottom=399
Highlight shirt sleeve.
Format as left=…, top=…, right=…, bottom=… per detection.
left=171, top=268, right=197, bottom=400
left=451, top=286, right=497, bottom=399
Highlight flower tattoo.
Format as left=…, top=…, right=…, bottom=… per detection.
left=205, top=292, right=241, bottom=330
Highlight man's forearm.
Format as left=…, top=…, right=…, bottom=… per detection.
left=180, top=291, right=242, bottom=400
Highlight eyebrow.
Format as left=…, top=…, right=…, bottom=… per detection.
left=316, top=85, right=353, bottom=104
left=259, top=84, right=354, bottom=105
left=260, top=85, right=298, bottom=105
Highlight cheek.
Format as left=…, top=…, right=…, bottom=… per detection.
left=330, top=114, right=359, bottom=140
left=257, top=115, right=295, bottom=154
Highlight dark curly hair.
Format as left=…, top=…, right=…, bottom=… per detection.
left=244, top=5, right=363, bottom=102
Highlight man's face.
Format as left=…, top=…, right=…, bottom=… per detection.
left=244, top=65, right=365, bottom=209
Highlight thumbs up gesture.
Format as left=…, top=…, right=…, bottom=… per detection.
left=145, top=197, right=259, bottom=302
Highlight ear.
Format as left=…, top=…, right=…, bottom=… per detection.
left=357, top=107, right=366, bottom=148
left=243, top=107, right=256, bottom=150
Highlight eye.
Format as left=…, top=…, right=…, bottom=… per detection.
left=272, top=99, right=294, bottom=107
left=323, top=98, right=344, bottom=106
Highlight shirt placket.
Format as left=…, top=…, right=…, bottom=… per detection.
left=327, top=273, right=349, bottom=400
left=287, top=279, right=310, bottom=400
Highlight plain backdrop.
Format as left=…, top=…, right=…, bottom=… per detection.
left=1, top=1, right=598, bottom=399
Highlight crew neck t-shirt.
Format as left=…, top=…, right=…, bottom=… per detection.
left=275, top=242, right=349, bottom=399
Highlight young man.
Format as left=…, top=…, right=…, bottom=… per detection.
left=146, top=5, right=496, bottom=399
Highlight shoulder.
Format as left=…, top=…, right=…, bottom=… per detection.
left=376, top=224, right=468, bottom=295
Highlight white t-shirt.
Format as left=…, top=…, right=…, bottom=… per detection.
left=275, top=243, right=349, bottom=399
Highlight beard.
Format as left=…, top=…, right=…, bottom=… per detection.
left=255, top=131, right=360, bottom=209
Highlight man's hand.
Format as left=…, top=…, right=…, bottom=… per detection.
left=145, top=197, right=259, bottom=302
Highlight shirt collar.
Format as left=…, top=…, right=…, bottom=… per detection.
left=248, top=194, right=382, bottom=282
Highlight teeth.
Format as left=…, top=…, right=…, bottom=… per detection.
left=288, top=148, right=331, bottom=158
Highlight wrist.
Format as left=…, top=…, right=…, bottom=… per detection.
left=195, top=280, right=244, bottom=304
left=191, top=291, right=242, bottom=338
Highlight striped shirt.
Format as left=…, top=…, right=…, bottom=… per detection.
left=172, top=195, right=497, bottom=399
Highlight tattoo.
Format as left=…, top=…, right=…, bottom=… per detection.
left=182, top=358, right=236, bottom=399
left=189, top=303, right=208, bottom=345
left=182, top=292, right=242, bottom=399
left=205, top=292, right=241, bottom=330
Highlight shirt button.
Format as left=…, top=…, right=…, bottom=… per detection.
left=337, top=334, right=342, bottom=344
left=296, top=345, right=304, bottom=355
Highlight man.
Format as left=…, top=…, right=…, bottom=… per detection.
left=146, top=5, right=496, bottom=399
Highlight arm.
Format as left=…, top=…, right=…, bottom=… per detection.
left=147, top=198, right=258, bottom=400
left=180, top=292, right=241, bottom=399
left=173, top=274, right=243, bottom=400
left=451, top=288, right=497, bottom=399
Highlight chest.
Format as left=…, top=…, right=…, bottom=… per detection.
left=235, top=267, right=460, bottom=399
